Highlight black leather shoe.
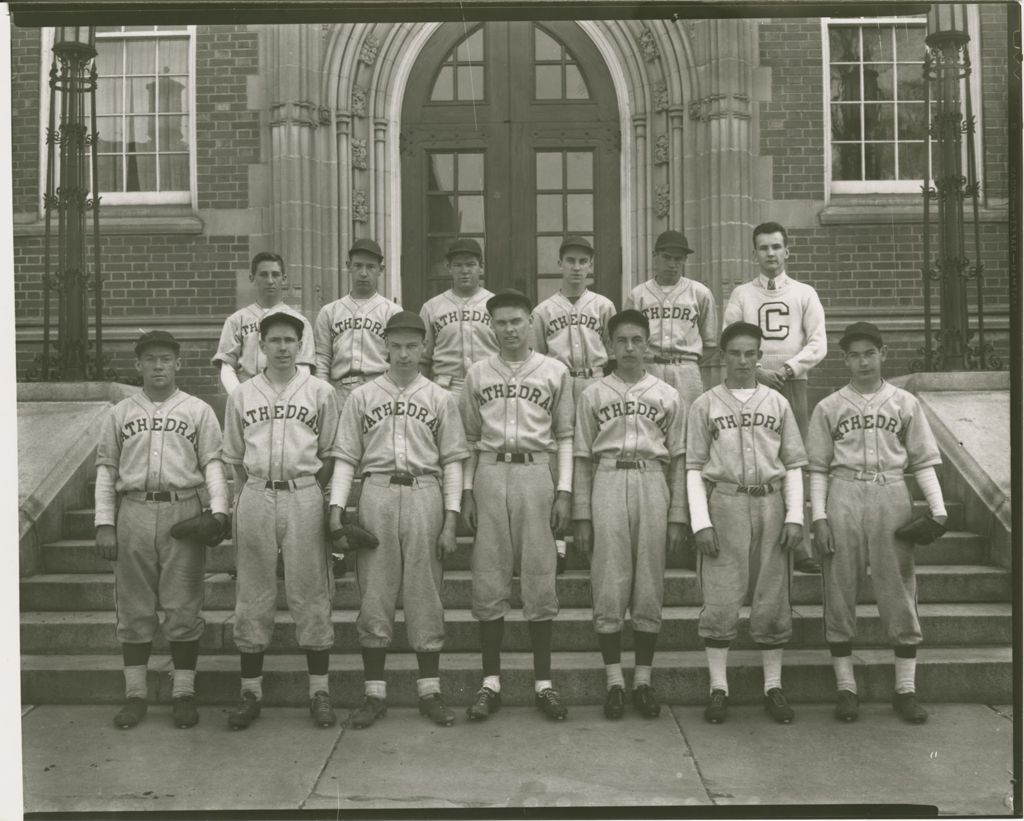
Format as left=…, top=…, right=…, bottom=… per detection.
left=310, top=691, right=337, bottom=728
left=227, top=691, right=261, bottom=730
left=350, top=695, right=387, bottom=729
left=535, top=687, right=568, bottom=721
left=834, top=690, right=859, bottom=722
left=893, top=692, right=928, bottom=724
left=704, top=689, right=728, bottom=723
left=764, top=687, right=795, bottom=723
left=113, top=698, right=148, bottom=729
left=172, top=695, right=199, bottom=728
left=419, top=693, right=456, bottom=726
left=603, top=685, right=626, bottom=719
left=466, top=687, right=501, bottom=721
left=632, top=684, right=661, bottom=718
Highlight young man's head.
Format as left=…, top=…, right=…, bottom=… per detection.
left=558, top=236, right=594, bottom=293
left=384, top=311, right=427, bottom=375
left=751, top=221, right=790, bottom=278
left=134, top=330, right=181, bottom=393
left=486, top=289, right=533, bottom=357
left=839, top=322, right=887, bottom=384
left=250, top=252, right=286, bottom=307
left=607, top=309, right=650, bottom=373
left=652, top=230, right=694, bottom=284
left=445, top=237, right=484, bottom=295
left=258, top=313, right=304, bottom=373
left=347, top=238, right=384, bottom=298
left=720, top=321, right=763, bottom=387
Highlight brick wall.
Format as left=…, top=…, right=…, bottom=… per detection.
left=979, top=4, right=1009, bottom=201
left=12, top=25, right=40, bottom=216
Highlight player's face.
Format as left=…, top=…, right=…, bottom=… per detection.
left=348, top=251, right=382, bottom=297
left=447, top=253, right=483, bottom=293
left=491, top=306, right=531, bottom=354
left=135, top=345, right=180, bottom=390
left=610, top=323, right=649, bottom=369
left=386, top=329, right=425, bottom=373
left=753, top=231, right=789, bottom=276
left=259, top=322, right=301, bottom=370
left=251, top=260, right=286, bottom=305
left=843, top=339, right=887, bottom=380
left=653, top=249, right=687, bottom=282
left=558, top=249, right=593, bottom=290
left=723, top=335, right=762, bottom=385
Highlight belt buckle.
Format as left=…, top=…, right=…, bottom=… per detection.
left=501, top=452, right=513, bottom=463
left=390, top=473, right=415, bottom=486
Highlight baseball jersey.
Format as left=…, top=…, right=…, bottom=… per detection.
left=574, top=373, right=686, bottom=464
left=722, top=272, right=827, bottom=379
left=212, top=302, right=316, bottom=379
left=459, top=352, right=574, bottom=453
left=419, top=288, right=499, bottom=380
left=531, top=290, right=615, bottom=373
left=624, top=278, right=718, bottom=361
left=222, top=370, right=339, bottom=480
left=806, top=382, right=942, bottom=475
left=313, top=293, right=401, bottom=381
left=686, top=384, right=807, bottom=485
left=96, top=389, right=223, bottom=492
left=333, top=373, right=469, bottom=476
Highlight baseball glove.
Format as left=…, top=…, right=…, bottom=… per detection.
left=894, top=515, right=947, bottom=545
left=170, top=511, right=227, bottom=547
left=330, top=522, right=380, bottom=553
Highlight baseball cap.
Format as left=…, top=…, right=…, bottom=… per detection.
left=384, top=310, right=427, bottom=335
left=445, top=237, right=483, bottom=261
left=486, top=288, right=533, bottom=315
left=654, top=230, right=695, bottom=255
left=559, top=235, right=594, bottom=256
left=134, top=329, right=180, bottom=356
left=839, top=321, right=884, bottom=350
left=259, top=311, right=305, bottom=338
left=720, top=321, right=762, bottom=349
left=348, top=238, right=383, bottom=261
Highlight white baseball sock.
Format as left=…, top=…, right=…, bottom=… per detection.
left=832, top=656, right=857, bottom=694
left=762, top=648, right=784, bottom=693
left=123, top=665, right=147, bottom=700
left=308, top=674, right=329, bottom=698
left=483, top=675, right=501, bottom=693
left=705, top=647, right=729, bottom=695
left=894, top=657, right=916, bottom=694
left=604, top=663, right=625, bottom=689
left=633, top=665, right=652, bottom=688
left=365, top=680, right=386, bottom=700
left=416, top=677, right=441, bottom=698
left=534, top=679, right=553, bottom=694
left=171, top=669, right=196, bottom=699
left=241, top=676, right=263, bottom=701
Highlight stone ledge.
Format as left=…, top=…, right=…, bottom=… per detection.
left=17, top=382, right=140, bottom=403
left=820, top=203, right=1009, bottom=225
left=14, top=215, right=206, bottom=237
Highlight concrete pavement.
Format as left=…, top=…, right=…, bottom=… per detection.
left=21, top=702, right=1015, bottom=814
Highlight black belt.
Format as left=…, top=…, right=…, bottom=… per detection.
left=364, top=472, right=417, bottom=486
left=569, top=368, right=594, bottom=378
left=615, top=460, right=645, bottom=469
left=652, top=355, right=690, bottom=365
left=145, top=491, right=174, bottom=502
left=496, top=452, right=534, bottom=463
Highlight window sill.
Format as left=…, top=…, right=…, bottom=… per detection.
left=820, top=201, right=1009, bottom=225
left=14, top=213, right=205, bottom=237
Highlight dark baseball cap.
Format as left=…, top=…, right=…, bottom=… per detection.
left=559, top=235, right=594, bottom=256
left=259, top=311, right=305, bottom=338
left=486, top=288, right=533, bottom=315
left=839, top=321, right=884, bottom=350
left=384, top=310, right=427, bottom=335
left=134, top=329, right=180, bottom=356
left=445, top=237, right=483, bottom=261
left=654, top=230, right=695, bottom=255
left=720, top=321, right=762, bottom=349
left=348, top=238, right=383, bottom=261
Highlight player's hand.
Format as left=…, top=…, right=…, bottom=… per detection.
left=327, top=504, right=345, bottom=534
left=693, top=526, right=719, bottom=558
left=667, top=522, right=689, bottom=554
left=436, top=516, right=459, bottom=562
left=755, top=366, right=785, bottom=391
left=95, top=525, right=118, bottom=561
left=779, top=522, right=805, bottom=552
left=461, top=490, right=477, bottom=533
left=811, top=518, right=835, bottom=556
left=550, top=491, right=572, bottom=537
left=932, top=514, right=948, bottom=526
left=573, top=520, right=593, bottom=560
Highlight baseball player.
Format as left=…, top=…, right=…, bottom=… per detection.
left=95, top=330, right=229, bottom=730
left=221, top=312, right=340, bottom=730
left=807, top=322, right=946, bottom=724
left=573, top=309, right=689, bottom=720
left=314, top=238, right=401, bottom=407
left=623, top=230, right=718, bottom=407
left=686, top=321, right=807, bottom=725
left=212, top=251, right=316, bottom=393
left=328, top=311, right=469, bottom=728
left=459, top=289, right=575, bottom=722
left=722, top=221, right=827, bottom=574
left=419, top=237, right=499, bottom=400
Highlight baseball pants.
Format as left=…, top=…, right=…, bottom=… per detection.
left=433, top=374, right=465, bottom=402
left=590, top=463, right=668, bottom=634
left=471, top=453, right=559, bottom=622
left=355, top=474, right=445, bottom=652
left=570, top=375, right=600, bottom=403
left=332, top=376, right=375, bottom=408
left=114, top=492, right=205, bottom=644
left=646, top=360, right=703, bottom=407
left=768, top=379, right=815, bottom=563
left=822, top=474, right=922, bottom=646
left=233, top=477, right=334, bottom=653
left=698, top=485, right=792, bottom=645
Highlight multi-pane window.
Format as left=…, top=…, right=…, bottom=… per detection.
left=430, top=27, right=484, bottom=102
left=535, top=149, right=594, bottom=301
left=534, top=25, right=590, bottom=100
left=427, top=151, right=486, bottom=281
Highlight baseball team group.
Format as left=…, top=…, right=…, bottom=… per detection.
left=94, top=220, right=948, bottom=735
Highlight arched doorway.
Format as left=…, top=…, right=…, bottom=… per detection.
left=400, top=21, right=622, bottom=310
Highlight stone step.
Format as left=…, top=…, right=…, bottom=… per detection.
left=19, top=602, right=1011, bottom=655
left=40, top=529, right=989, bottom=575
left=20, top=564, right=1012, bottom=613
left=19, top=646, right=1013, bottom=706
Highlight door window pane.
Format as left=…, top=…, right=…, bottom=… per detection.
left=534, top=27, right=561, bottom=60
left=532, top=23, right=590, bottom=101
left=565, top=65, right=589, bottom=99
left=429, top=153, right=455, bottom=191
left=566, top=151, right=593, bottom=188
left=536, top=152, right=562, bottom=190
left=457, top=28, right=483, bottom=62
left=459, top=196, right=485, bottom=233
left=566, top=194, right=593, bottom=232
left=428, top=196, right=456, bottom=231
left=458, top=153, right=484, bottom=191
left=536, top=194, right=563, bottom=231
left=536, top=236, right=563, bottom=273
left=431, top=66, right=454, bottom=101
left=535, top=65, right=561, bottom=99
left=431, top=26, right=485, bottom=102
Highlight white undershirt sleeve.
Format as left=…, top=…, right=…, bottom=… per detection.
left=809, top=471, right=829, bottom=522
left=442, top=460, right=463, bottom=513
left=329, top=460, right=357, bottom=509
left=298, top=363, right=311, bottom=376
left=783, top=467, right=804, bottom=525
left=686, top=469, right=712, bottom=532
left=462, top=450, right=479, bottom=491
left=556, top=436, right=573, bottom=493
left=912, top=466, right=948, bottom=519
left=220, top=363, right=241, bottom=395
left=94, top=465, right=118, bottom=528
left=204, top=459, right=230, bottom=516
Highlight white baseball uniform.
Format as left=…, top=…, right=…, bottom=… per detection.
left=532, top=289, right=616, bottom=400
left=419, top=288, right=498, bottom=397
left=212, top=302, right=316, bottom=381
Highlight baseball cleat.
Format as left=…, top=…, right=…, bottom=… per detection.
left=764, top=687, right=795, bottom=723
left=535, top=687, right=568, bottom=721
left=893, top=692, right=928, bottom=724
left=603, top=685, right=626, bottom=720
left=309, top=691, right=337, bottom=728
left=794, top=557, right=822, bottom=574
left=704, top=689, right=728, bottom=724
left=418, top=693, right=456, bottom=727
left=172, top=695, right=199, bottom=729
left=113, top=698, right=148, bottom=729
left=834, top=690, right=859, bottom=722
left=227, top=691, right=261, bottom=730
left=632, top=684, right=661, bottom=718
left=466, top=687, right=501, bottom=721
left=350, top=695, right=387, bottom=729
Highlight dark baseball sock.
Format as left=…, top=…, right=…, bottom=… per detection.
left=361, top=647, right=387, bottom=680
left=416, top=651, right=440, bottom=679
left=169, top=640, right=199, bottom=671
left=829, top=642, right=853, bottom=657
left=893, top=645, right=917, bottom=659
left=122, top=641, right=152, bottom=667
left=480, top=618, right=504, bottom=677
left=703, top=637, right=731, bottom=649
left=633, top=630, right=658, bottom=667
left=528, top=619, right=553, bottom=681
left=598, top=631, right=621, bottom=665
left=240, top=651, right=264, bottom=678
left=306, top=649, right=330, bottom=676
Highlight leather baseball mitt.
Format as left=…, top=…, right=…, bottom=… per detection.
left=170, top=511, right=227, bottom=547
left=330, top=522, right=380, bottom=553
left=894, top=515, right=947, bottom=545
